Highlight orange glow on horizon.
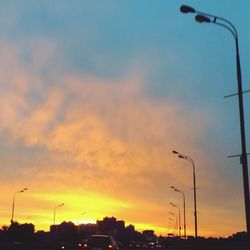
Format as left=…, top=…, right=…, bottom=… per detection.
left=0, top=187, right=238, bottom=238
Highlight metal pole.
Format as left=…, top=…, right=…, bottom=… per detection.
left=178, top=208, right=181, bottom=237
left=180, top=4, right=250, bottom=236
left=169, top=212, right=178, bottom=237
left=11, top=188, right=27, bottom=223
left=11, top=193, right=17, bottom=223
left=53, top=203, right=64, bottom=225
left=175, top=215, right=178, bottom=236
left=173, top=187, right=186, bottom=238
left=170, top=203, right=181, bottom=237
left=236, top=39, right=250, bottom=234
left=181, top=190, right=187, bottom=239
left=172, top=152, right=198, bottom=237
left=192, top=160, right=198, bottom=238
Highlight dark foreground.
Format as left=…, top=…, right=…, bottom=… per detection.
left=1, top=246, right=249, bottom=250
left=1, top=220, right=249, bottom=250
left=1, top=241, right=250, bottom=250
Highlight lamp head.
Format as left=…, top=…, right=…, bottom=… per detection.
left=56, top=203, right=64, bottom=208
left=171, top=186, right=179, bottom=192
left=180, top=5, right=196, bottom=14
left=20, top=188, right=28, bottom=193
left=195, top=14, right=211, bottom=23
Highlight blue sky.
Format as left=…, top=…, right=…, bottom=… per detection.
left=0, top=0, right=249, bottom=237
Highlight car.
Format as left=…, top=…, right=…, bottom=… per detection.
left=78, top=239, right=88, bottom=248
left=129, top=242, right=146, bottom=248
left=60, top=242, right=75, bottom=250
left=83, top=235, right=119, bottom=250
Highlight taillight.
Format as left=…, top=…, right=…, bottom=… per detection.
left=84, top=243, right=88, bottom=248
left=108, top=244, right=113, bottom=249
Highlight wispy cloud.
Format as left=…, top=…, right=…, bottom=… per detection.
left=0, top=37, right=244, bottom=237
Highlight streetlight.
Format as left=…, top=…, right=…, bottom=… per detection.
left=171, top=186, right=186, bottom=239
left=78, top=212, right=86, bottom=232
left=168, top=218, right=174, bottom=235
left=173, top=150, right=198, bottom=237
left=53, top=203, right=64, bottom=225
left=78, top=211, right=86, bottom=224
left=169, top=217, right=174, bottom=222
left=170, top=202, right=181, bottom=237
left=169, top=211, right=178, bottom=236
left=11, top=187, right=28, bottom=223
left=180, top=4, right=250, bottom=236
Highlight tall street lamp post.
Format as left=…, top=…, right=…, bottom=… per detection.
left=78, top=211, right=86, bottom=224
left=53, top=203, right=64, bottom=225
left=173, top=150, right=198, bottom=237
left=171, top=186, right=186, bottom=239
left=78, top=212, right=86, bottom=232
left=180, top=4, right=250, bottom=236
left=169, top=211, right=178, bottom=236
left=11, top=187, right=28, bottom=223
left=170, top=202, right=181, bottom=237
left=168, top=217, right=174, bottom=234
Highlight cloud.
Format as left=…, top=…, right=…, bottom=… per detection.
left=0, top=39, right=241, bottom=236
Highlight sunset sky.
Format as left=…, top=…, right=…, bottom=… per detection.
left=0, top=0, right=250, bottom=238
